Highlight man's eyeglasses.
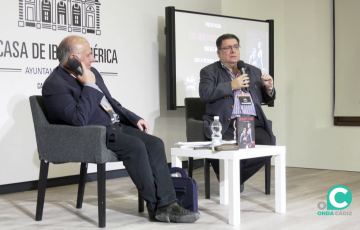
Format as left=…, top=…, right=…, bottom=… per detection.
left=219, top=44, right=240, bottom=51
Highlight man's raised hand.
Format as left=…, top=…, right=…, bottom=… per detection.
left=76, top=62, right=95, bottom=84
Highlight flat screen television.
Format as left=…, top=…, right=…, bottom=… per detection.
left=165, top=6, right=274, bottom=110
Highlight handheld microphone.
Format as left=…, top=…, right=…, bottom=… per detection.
left=68, top=58, right=83, bottom=76
left=237, top=60, right=248, bottom=90
left=237, top=60, right=246, bottom=75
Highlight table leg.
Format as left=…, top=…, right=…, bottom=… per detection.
left=275, top=152, right=286, bottom=213
left=228, top=159, right=240, bottom=226
left=219, top=159, right=229, bottom=204
left=171, top=155, right=182, bottom=168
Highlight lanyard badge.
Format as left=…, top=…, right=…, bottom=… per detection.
left=100, top=103, right=115, bottom=124
left=238, top=95, right=252, bottom=105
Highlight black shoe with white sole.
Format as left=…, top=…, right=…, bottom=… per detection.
left=155, top=202, right=200, bottom=223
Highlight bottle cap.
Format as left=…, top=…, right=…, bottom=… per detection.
left=214, top=116, right=219, bottom=120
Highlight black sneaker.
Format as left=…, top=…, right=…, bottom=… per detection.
left=155, top=202, right=200, bottom=223
left=148, top=210, right=157, bottom=221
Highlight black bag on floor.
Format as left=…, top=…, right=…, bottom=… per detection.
left=169, top=167, right=198, bottom=212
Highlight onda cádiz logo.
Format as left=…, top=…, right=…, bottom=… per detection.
left=18, top=0, right=102, bottom=35
left=317, top=185, right=353, bottom=216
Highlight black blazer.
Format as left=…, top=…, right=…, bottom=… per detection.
left=42, top=66, right=141, bottom=139
left=199, top=61, right=275, bottom=144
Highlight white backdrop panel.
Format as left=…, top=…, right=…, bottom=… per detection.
left=0, top=0, right=222, bottom=185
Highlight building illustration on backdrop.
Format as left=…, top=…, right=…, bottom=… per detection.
left=18, top=0, right=101, bottom=35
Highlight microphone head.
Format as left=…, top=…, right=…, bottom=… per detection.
left=237, top=60, right=246, bottom=70
left=68, top=58, right=83, bottom=75
left=237, top=60, right=246, bottom=75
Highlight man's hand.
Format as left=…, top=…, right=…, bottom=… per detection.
left=137, top=119, right=149, bottom=133
left=231, top=74, right=249, bottom=91
left=76, top=62, right=96, bottom=85
left=261, top=74, right=274, bottom=92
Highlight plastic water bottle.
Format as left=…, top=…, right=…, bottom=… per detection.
left=211, top=116, right=222, bottom=149
left=233, top=115, right=240, bottom=140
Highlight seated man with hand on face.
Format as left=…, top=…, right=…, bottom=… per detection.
left=42, top=35, right=200, bottom=223
left=199, top=34, right=276, bottom=193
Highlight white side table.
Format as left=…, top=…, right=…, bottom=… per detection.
left=171, top=145, right=286, bottom=226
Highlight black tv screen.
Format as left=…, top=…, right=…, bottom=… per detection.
left=165, top=7, right=274, bottom=110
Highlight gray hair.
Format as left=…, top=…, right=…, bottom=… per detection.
left=57, top=36, right=73, bottom=64
left=57, top=36, right=87, bottom=64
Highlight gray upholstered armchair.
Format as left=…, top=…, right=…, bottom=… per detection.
left=185, top=97, right=272, bottom=198
left=29, top=95, right=144, bottom=228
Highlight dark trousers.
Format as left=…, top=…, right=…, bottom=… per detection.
left=208, top=116, right=272, bottom=184
left=106, top=123, right=176, bottom=212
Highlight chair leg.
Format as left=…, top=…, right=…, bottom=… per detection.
left=97, top=163, right=106, bottom=228
left=76, top=163, right=88, bottom=209
left=204, top=159, right=210, bottom=199
left=188, top=157, right=194, bottom=178
left=265, top=159, right=271, bottom=195
left=35, top=160, right=49, bottom=221
left=138, top=191, right=144, bottom=212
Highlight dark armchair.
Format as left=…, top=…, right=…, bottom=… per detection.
left=29, top=95, right=144, bottom=228
left=185, top=97, right=272, bottom=198
left=184, top=98, right=212, bottom=199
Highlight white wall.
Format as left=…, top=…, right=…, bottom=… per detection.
left=2, top=0, right=359, bottom=187
left=0, top=0, right=222, bottom=185
left=222, top=0, right=360, bottom=172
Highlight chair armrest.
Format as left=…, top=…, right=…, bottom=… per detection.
left=186, top=118, right=209, bottom=142
left=35, top=124, right=118, bottom=164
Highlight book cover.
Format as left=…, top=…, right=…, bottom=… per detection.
left=236, top=116, right=255, bottom=149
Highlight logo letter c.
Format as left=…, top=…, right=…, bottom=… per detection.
left=329, top=188, right=348, bottom=208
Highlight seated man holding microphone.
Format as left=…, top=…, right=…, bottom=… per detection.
left=199, top=34, right=276, bottom=192
left=42, top=35, right=200, bottom=223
